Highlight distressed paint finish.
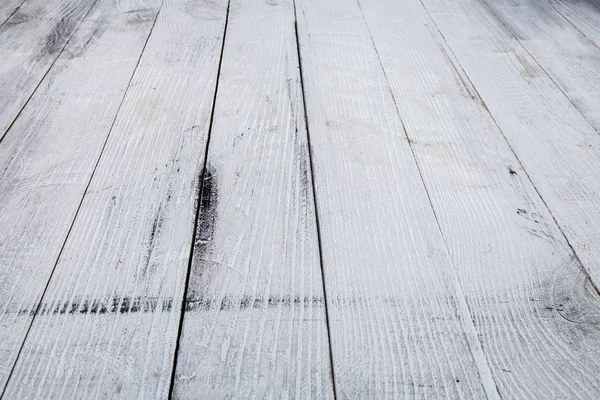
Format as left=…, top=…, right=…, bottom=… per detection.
left=2, top=0, right=228, bottom=398
left=477, top=0, right=600, bottom=132
left=295, top=0, right=494, bottom=397
left=0, top=0, right=26, bottom=26
left=0, top=0, right=599, bottom=398
left=0, top=0, right=97, bottom=140
left=172, top=0, right=334, bottom=398
left=421, top=0, right=600, bottom=297
left=359, top=0, right=600, bottom=398
left=0, top=0, right=161, bottom=388
left=550, top=0, right=600, bottom=48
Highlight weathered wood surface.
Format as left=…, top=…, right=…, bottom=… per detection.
left=359, top=0, right=600, bottom=398
left=421, top=0, right=600, bottom=294
left=0, top=0, right=26, bottom=26
left=1, top=0, right=600, bottom=397
left=479, top=0, right=600, bottom=132
left=0, top=0, right=161, bottom=390
left=0, top=0, right=98, bottom=141
left=295, top=0, right=498, bottom=397
left=2, top=0, right=228, bottom=398
left=550, top=0, right=600, bottom=48
left=172, top=0, right=334, bottom=398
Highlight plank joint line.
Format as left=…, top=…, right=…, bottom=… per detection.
left=167, top=2, right=232, bottom=397
left=0, top=0, right=101, bottom=144
left=355, top=0, right=501, bottom=397
left=293, top=1, right=338, bottom=397
left=418, top=0, right=600, bottom=297
left=0, top=2, right=165, bottom=395
left=477, top=0, right=600, bottom=136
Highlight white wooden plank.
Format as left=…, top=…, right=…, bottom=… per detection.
left=2, top=0, right=228, bottom=398
left=172, top=0, right=334, bottom=397
left=0, top=0, right=26, bottom=26
left=550, top=0, right=600, bottom=47
left=0, top=0, right=161, bottom=389
left=358, top=0, right=600, bottom=397
left=295, top=0, right=495, bottom=397
left=0, top=0, right=98, bottom=141
left=478, top=0, right=600, bottom=132
left=420, top=0, right=600, bottom=294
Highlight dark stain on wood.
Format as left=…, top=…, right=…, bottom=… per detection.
left=194, top=163, right=218, bottom=255
left=11, top=295, right=325, bottom=316
left=15, top=296, right=174, bottom=316
left=45, top=16, right=77, bottom=54
left=184, top=295, right=325, bottom=312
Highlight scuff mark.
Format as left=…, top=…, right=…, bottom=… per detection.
left=184, top=295, right=325, bottom=312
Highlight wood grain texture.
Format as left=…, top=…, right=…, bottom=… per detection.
left=172, top=0, right=334, bottom=397
left=0, top=0, right=97, bottom=141
left=359, top=0, right=600, bottom=398
left=295, top=0, right=496, bottom=397
left=478, top=0, right=600, bottom=132
left=0, top=0, right=161, bottom=389
left=421, top=0, right=600, bottom=296
left=550, top=0, right=600, bottom=47
left=0, top=0, right=26, bottom=26
left=2, top=0, right=228, bottom=398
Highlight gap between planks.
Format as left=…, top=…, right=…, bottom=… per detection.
left=354, top=0, right=501, bottom=397
left=415, top=0, right=600, bottom=297
left=0, top=0, right=165, bottom=396
left=0, top=0, right=100, bottom=143
left=475, top=0, right=600, bottom=135
left=167, top=0, right=231, bottom=397
left=292, top=0, right=338, bottom=397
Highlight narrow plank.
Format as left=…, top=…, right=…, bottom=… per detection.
left=359, top=0, right=600, bottom=397
left=478, top=0, right=600, bottom=131
left=172, top=0, right=334, bottom=397
left=295, top=0, right=494, bottom=397
left=0, top=0, right=98, bottom=141
left=2, top=0, right=228, bottom=398
left=550, top=0, right=600, bottom=47
left=421, top=0, right=600, bottom=290
left=0, top=0, right=161, bottom=388
left=0, top=0, right=26, bottom=26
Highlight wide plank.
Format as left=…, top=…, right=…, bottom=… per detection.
left=295, top=0, right=495, bottom=397
left=0, top=0, right=161, bottom=389
left=2, top=0, right=228, bottom=398
left=359, top=0, right=600, bottom=397
left=478, top=0, right=600, bottom=131
left=172, top=0, right=334, bottom=397
left=550, top=0, right=600, bottom=47
left=421, top=0, right=600, bottom=291
left=0, top=0, right=97, bottom=141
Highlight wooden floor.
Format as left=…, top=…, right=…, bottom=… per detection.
left=1, top=0, right=600, bottom=398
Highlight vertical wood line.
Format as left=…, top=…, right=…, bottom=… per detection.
left=0, top=1, right=164, bottom=396
left=292, top=2, right=338, bottom=398
left=168, top=2, right=231, bottom=398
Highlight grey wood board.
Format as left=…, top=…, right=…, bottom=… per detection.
left=0, top=0, right=98, bottom=141
left=421, top=0, right=600, bottom=304
left=2, top=0, right=228, bottom=398
left=172, top=0, right=334, bottom=398
left=295, top=0, right=496, bottom=397
left=359, top=0, right=600, bottom=398
left=0, top=0, right=161, bottom=389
